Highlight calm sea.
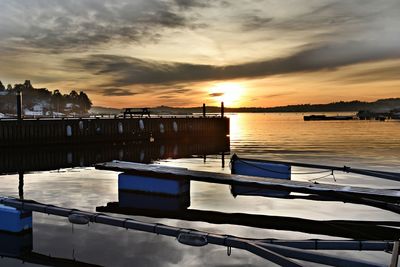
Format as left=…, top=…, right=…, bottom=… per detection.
left=0, top=113, right=399, bottom=266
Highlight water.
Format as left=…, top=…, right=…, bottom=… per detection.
left=0, top=113, right=399, bottom=266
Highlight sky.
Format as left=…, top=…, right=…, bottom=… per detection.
left=0, top=0, right=399, bottom=108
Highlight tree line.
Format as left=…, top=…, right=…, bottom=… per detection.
left=0, top=80, right=92, bottom=115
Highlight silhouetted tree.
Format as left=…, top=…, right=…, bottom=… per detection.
left=0, top=80, right=93, bottom=115
left=52, top=89, right=63, bottom=113
left=14, top=83, right=24, bottom=92
left=69, top=90, right=78, bottom=99
left=23, top=80, right=33, bottom=90
left=78, top=91, right=92, bottom=113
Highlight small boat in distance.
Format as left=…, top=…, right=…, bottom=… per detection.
left=390, top=109, right=400, bottom=120
left=304, top=115, right=354, bottom=121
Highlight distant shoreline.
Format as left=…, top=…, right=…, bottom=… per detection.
left=91, top=98, right=400, bottom=115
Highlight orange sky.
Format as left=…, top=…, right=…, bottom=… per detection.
left=0, top=1, right=399, bottom=108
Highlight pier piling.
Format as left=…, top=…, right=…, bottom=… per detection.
left=16, top=91, right=22, bottom=121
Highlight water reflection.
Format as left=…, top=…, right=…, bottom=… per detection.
left=1, top=113, right=398, bottom=266
left=0, top=231, right=101, bottom=267
left=0, top=231, right=32, bottom=258
left=119, top=190, right=190, bottom=211
left=0, top=138, right=230, bottom=175
left=2, top=138, right=229, bottom=201
left=96, top=178, right=400, bottom=240
left=229, top=113, right=400, bottom=169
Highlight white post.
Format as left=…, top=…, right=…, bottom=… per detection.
left=390, top=240, right=399, bottom=267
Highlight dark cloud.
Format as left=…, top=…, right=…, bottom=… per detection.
left=264, top=1, right=379, bottom=32
left=241, top=15, right=273, bottom=31
left=158, top=95, right=175, bottom=99
left=209, top=93, right=224, bottom=97
left=69, top=40, right=400, bottom=86
left=148, top=10, right=187, bottom=27
left=263, top=92, right=294, bottom=98
left=333, top=64, right=400, bottom=84
left=98, top=84, right=202, bottom=102
left=0, top=1, right=197, bottom=53
left=159, top=88, right=192, bottom=94
left=174, top=0, right=211, bottom=10
left=236, top=0, right=400, bottom=45
left=100, top=88, right=137, bottom=96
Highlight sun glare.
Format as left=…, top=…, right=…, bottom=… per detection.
left=209, top=83, right=245, bottom=107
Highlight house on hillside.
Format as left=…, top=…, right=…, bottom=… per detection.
left=64, top=103, right=80, bottom=113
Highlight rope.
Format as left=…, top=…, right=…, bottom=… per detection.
left=308, top=172, right=336, bottom=183
left=223, top=235, right=232, bottom=256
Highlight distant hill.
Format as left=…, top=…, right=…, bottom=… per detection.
left=225, top=98, right=400, bottom=113
left=92, top=98, right=400, bottom=115
left=90, top=105, right=193, bottom=115
left=90, top=106, right=121, bottom=114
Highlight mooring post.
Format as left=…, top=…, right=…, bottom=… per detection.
left=18, top=172, right=24, bottom=200
left=203, top=103, right=206, bottom=117
left=221, top=102, right=224, bottom=118
left=390, top=240, right=399, bottom=267
left=16, top=91, right=22, bottom=120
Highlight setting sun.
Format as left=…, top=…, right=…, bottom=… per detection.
left=209, top=83, right=245, bottom=107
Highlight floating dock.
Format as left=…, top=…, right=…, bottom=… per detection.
left=0, top=116, right=229, bottom=146
left=0, top=197, right=396, bottom=267
left=95, top=161, right=400, bottom=203
left=304, top=115, right=354, bottom=121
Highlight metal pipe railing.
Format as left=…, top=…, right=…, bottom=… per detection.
left=0, top=197, right=393, bottom=267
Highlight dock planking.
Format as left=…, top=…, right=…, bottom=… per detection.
left=95, top=161, right=400, bottom=203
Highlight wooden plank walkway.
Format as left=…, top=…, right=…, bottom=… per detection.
left=95, top=161, right=400, bottom=202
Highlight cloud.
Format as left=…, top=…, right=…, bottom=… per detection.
left=0, top=0, right=198, bottom=53
left=263, top=92, right=294, bottom=98
left=157, top=95, right=175, bottom=99
left=241, top=15, right=273, bottom=31
left=158, top=88, right=193, bottom=95
left=174, top=0, right=211, bottom=10
left=100, top=88, right=137, bottom=96
left=68, top=40, right=400, bottom=86
left=209, top=93, right=224, bottom=97
left=331, top=62, right=400, bottom=84
left=1, top=0, right=400, bottom=105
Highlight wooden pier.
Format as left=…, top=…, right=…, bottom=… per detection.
left=0, top=116, right=229, bottom=146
